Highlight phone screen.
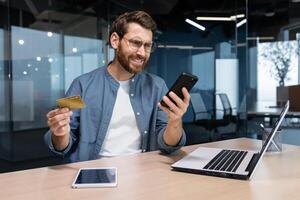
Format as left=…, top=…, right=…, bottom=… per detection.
left=75, top=168, right=116, bottom=184
left=161, top=72, right=198, bottom=107
left=72, top=168, right=117, bottom=188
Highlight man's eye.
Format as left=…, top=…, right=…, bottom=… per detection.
left=131, top=40, right=142, bottom=46
left=145, top=43, right=152, bottom=48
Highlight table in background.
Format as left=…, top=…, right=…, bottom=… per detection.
left=248, top=101, right=299, bottom=116
left=1, top=138, right=300, bottom=200
left=248, top=101, right=300, bottom=127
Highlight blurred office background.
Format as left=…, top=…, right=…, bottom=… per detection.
left=0, top=0, right=300, bottom=172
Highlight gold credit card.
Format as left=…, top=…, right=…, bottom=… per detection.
left=56, top=95, right=85, bottom=110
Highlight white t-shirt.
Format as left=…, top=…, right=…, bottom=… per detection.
left=99, top=80, right=141, bottom=157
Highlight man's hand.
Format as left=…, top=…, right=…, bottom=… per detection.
left=158, top=87, right=190, bottom=146
left=47, top=108, right=73, bottom=151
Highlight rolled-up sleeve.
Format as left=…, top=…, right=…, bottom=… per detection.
left=157, top=124, right=186, bottom=154
left=44, top=78, right=81, bottom=158
left=44, top=130, right=74, bottom=157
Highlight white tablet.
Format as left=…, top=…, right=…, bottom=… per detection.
left=72, top=167, right=117, bottom=188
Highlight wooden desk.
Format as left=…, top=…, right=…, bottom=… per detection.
left=1, top=138, right=300, bottom=200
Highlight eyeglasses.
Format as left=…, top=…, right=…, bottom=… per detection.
left=122, top=37, right=156, bottom=53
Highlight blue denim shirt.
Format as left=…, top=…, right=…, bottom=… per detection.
left=44, top=66, right=186, bottom=162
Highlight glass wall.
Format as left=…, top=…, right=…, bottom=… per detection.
left=146, top=0, right=248, bottom=139
left=247, top=0, right=300, bottom=143
left=248, top=0, right=300, bottom=106
left=0, top=0, right=110, bottom=161
left=7, top=2, right=108, bottom=132
left=64, top=35, right=104, bottom=91
left=2, top=0, right=248, bottom=133
left=0, top=0, right=250, bottom=163
left=0, top=27, right=9, bottom=133
left=192, top=51, right=215, bottom=113
left=11, top=26, right=63, bottom=130
left=0, top=0, right=10, bottom=135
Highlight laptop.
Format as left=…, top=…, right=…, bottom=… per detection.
left=172, top=101, right=289, bottom=180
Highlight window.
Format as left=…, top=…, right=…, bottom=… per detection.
left=257, top=41, right=298, bottom=102
left=11, top=27, right=105, bottom=131
left=64, top=36, right=104, bottom=90
left=11, top=26, right=64, bottom=130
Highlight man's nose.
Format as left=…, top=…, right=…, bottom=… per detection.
left=136, top=45, right=146, bottom=56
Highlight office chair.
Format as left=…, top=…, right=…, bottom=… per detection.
left=216, top=93, right=238, bottom=139
left=218, top=93, right=237, bottom=122
left=189, top=93, right=225, bottom=141
left=190, top=93, right=213, bottom=123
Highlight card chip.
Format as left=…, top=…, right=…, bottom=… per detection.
left=56, top=95, right=85, bottom=110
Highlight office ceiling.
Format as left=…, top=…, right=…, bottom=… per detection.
left=3, top=0, right=300, bottom=39
left=102, top=0, right=300, bottom=39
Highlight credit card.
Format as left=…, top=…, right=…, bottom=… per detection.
left=56, top=95, right=85, bottom=110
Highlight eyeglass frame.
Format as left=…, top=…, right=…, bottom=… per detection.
left=121, top=36, right=156, bottom=53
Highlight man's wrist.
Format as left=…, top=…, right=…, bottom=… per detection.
left=168, top=118, right=182, bottom=129
left=164, top=119, right=183, bottom=146
left=51, top=133, right=69, bottom=151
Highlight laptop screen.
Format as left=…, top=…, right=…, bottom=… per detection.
left=259, top=101, right=289, bottom=155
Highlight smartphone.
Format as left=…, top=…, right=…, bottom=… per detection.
left=160, top=72, right=198, bottom=107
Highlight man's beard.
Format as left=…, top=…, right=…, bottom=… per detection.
left=116, top=46, right=148, bottom=74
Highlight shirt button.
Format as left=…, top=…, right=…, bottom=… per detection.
left=131, top=93, right=134, bottom=97
left=136, top=112, right=140, bottom=116
left=131, top=79, right=135, bottom=82
left=144, top=131, right=147, bottom=134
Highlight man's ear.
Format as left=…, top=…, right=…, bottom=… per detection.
left=110, top=32, right=120, bottom=49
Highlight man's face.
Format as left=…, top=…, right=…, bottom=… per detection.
left=116, top=23, right=153, bottom=74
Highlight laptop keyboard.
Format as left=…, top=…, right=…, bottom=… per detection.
left=203, top=150, right=248, bottom=172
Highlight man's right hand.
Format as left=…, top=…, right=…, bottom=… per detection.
left=47, top=108, right=73, bottom=151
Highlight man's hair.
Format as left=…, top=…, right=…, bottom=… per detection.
left=109, top=10, right=157, bottom=40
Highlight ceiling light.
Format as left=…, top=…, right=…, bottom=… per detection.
left=36, top=56, right=41, bottom=61
left=185, top=18, right=206, bottom=31
left=48, top=58, right=53, bottom=63
left=235, top=14, right=245, bottom=18
left=197, top=14, right=245, bottom=21
left=197, top=17, right=232, bottom=21
left=265, top=12, right=275, bottom=17
left=236, top=19, right=247, bottom=28
left=18, top=39, right=25, bottom=45
left=23, top=71, right=27, bottom=75
left=156, top=30, right=163, bottom=35
left=247, top=36, right=274, bottom=41
left=72, top=47, right=78, bottom=53
left=230, top=14, right=246, bottom=20
left=157, top=45, right=212, bottom=50
left=47, top=32, right=53, bottom=37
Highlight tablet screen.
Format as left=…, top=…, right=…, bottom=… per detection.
left=72, top=167, right=117, bottom=188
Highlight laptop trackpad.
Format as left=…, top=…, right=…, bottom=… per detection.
left=172, top=147, right=222, bottom=170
